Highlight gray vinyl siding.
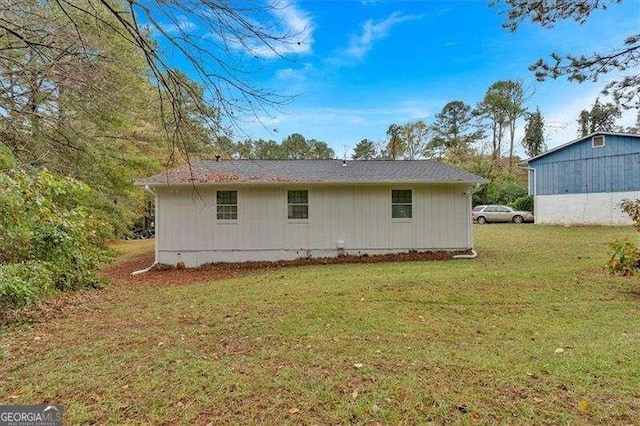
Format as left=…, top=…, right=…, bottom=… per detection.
left=155, top=183, right=473, bottom=265
left=530, top=135, right=640, bottom=195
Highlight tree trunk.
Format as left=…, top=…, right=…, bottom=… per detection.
left=491, top=122, right=498, bottom=160
left=509, top=119, right=516, bottom=170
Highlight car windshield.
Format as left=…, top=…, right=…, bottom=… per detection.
left=472, top=206, right=484, bottom=212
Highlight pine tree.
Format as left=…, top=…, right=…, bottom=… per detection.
left=522, top=108, right=545, bottom=157
left=577, top=99, right=622, bottom=136
left=352, top=139, right=378, bottom=160
left=428, top=100, right=483, bottom=161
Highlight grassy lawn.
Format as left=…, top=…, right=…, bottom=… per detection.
left=2, top=225, right=640, bottom=424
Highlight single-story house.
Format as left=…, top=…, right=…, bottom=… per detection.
left=136, top=159, right=487, bottom=267
left=523, top=132, right=640, bottom=225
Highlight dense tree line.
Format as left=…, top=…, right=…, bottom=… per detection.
left=215, top=133, right=335, bottom=160
left=347, top=80, right=533, bottom=166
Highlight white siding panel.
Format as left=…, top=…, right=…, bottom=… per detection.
left=420, top=185, right=470, bottom=249
left=157, top=188, right=200, bottom=251
left=246, top=187, right=284, bottom=249
left=155, top=184, right=474, bottom=266
left=535, top=191, right=640, bottom=225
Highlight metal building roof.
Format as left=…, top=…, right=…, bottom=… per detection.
left=523, top=131, right=640, bottom=163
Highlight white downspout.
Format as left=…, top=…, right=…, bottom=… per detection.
left=453, top=249, right=478, bottom=259
left=131, top=185, right=158, bottom=276
left=525, top=166, right=537, bottom=223
left=526, top=167, right=537, bottom=197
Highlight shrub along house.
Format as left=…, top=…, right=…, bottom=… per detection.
left=136, top=159, right=487, bottom=267
left=523, top=132, right=640, bottom=225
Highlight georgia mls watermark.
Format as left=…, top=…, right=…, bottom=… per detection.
left=0, top=405, right=62, bottom=426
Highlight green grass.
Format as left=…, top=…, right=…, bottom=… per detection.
left=2, top=225, right=640, bottom=424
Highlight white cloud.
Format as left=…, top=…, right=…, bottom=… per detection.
left=161, top=16, right=197, bottom=35
left=275, top=63, right=314, bottom=81
left=230, top=3, right=314, bottom=58
left=342, top=12, right=424, bottom=62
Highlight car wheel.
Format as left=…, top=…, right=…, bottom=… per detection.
left=139, top=230, right=151, bottom=239
left=477, top=216, right=487, bottom=224
left=512, top=215, right=524, bottom=224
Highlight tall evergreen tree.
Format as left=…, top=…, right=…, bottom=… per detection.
left=577, top=99, right=622, bottom=136
left=428, top=100, right=483, bottom=161
left=476, top=82, right=510, bottom=160
left=578, top=110, right=591, bottom=137
left=522, top=108, right=545, bottom=157
left=281, top=133, right=310, bottom=159
left=352, top=139, right=378, bottom=160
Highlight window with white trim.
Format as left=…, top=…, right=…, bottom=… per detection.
left=392, top=189, right=412, bottom=219
left=592, top=135, right=605, bottom=148
left=287, top=190, right=308, bottom=219
left=216, top=191, right=237, bottom=220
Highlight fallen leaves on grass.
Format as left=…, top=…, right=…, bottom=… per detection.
left=578, top=400, right=589, bottom=413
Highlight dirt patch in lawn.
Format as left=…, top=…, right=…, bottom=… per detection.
left=101, top=249, right=471, bottom=288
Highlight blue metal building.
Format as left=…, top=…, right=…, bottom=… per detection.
left=524, top=132, right=640, bottom=225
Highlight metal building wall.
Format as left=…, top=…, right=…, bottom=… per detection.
left=530, top=135, right=640, bottom=196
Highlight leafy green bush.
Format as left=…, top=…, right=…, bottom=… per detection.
left=0, top=262, right=56, bottom=309
left=606, top=199, right=640, bottom=276
left=487, top=179, right=528, bottom=205
left=621, top=199, right=640, bottom=232
left=606, top=240, right=640, bottom=276
left=0, top=167, right=111, bottom=309
left=511, top=195, right=534, bottom=212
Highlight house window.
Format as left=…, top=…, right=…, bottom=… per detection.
left=288, top=190, right=308, bottom=219
left=592, top=135, right=605, bottom=148
left=216, top=191, right=237, bottom=220
left=392, top=189, right=412, bottom=219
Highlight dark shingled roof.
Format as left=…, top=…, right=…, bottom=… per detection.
left=136, top=159, right=488, bottom=186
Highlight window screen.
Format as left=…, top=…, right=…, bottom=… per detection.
left=392, top=189, right=412, bottom=219
left=216, top=191, right=237, bottom=220
left=287, top=190, right=308, bottom=219
left=592, top=135, right=605, bottom=148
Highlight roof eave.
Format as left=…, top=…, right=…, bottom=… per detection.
left=136, top=179, right=488, bottom=187
left=523, top=131, right=640, bottom=163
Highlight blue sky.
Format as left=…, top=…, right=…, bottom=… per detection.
left=156, top=1, right=640, bottom=157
